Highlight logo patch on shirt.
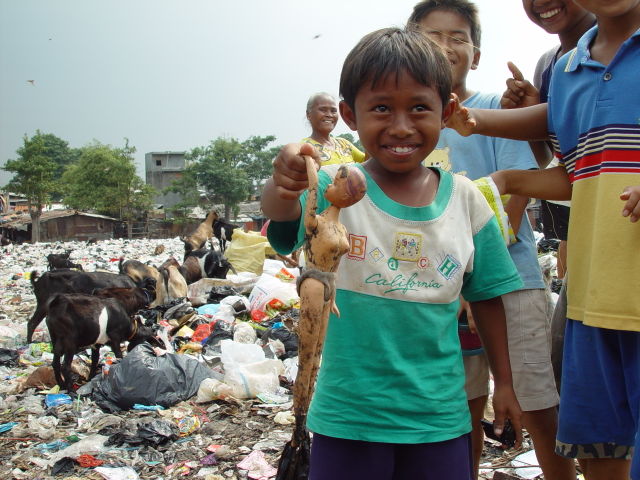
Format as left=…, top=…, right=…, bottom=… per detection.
left=417, top=257, right=432, bottom=269
left=437, top=254, right=461, bottom=280
left=369, top=247, right=385, bottom=263
left=393, top=232, right=421, bottom=261
left=348, top=234, right=366, bottom=260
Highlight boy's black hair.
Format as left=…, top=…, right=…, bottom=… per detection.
left=408, top=0, right=481, bottom=49
left=339, top=27, right=452, bottom=111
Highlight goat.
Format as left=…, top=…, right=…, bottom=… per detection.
left=27, top=270, right=136, bottom=343
left=93, top=277, right=157, bottom=315
left=47, top=292, right=154, bottom=392
left=213, top=218, right=238, bottom=252
left=180, top=248, right=235, bottom=284
left=159, top=257, right=188, bottom=302
left=47, top=251, right=83, bottom=271
left=119, top=258, right=166, bottom=307
left=182, top=210, right=218, bottom=259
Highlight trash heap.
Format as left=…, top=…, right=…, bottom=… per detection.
left=0, top=237, right=549, bottom=480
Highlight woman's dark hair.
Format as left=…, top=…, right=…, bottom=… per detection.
left=339, top=27, right=452, bottom=111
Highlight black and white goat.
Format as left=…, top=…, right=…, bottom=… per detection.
left=46, top=279, right=156, bottom=392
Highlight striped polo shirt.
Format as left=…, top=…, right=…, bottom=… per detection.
left=548, top=26, right=640, bottom=331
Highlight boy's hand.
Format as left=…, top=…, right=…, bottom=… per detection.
left=500, top=62, right=540, bottom=109
left=444, top=93, right=476, bottom=136
left=620, top=185, right=640, bottom=222
left=271, top=143, right=321, bottom=200
left=491, top=383, right=523, bottom=449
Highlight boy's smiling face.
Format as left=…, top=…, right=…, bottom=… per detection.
left=572, top=0, right=640, bottom=18
left=340, top=71, right=451, bottom=175
left=416, top=10, right=480, bottom=92
left=522, top=0, right=592, bottom=34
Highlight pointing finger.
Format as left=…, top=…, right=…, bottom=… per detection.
left=507, top=61, right=524, bottom=81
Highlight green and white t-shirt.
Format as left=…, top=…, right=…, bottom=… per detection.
left=268, top=165, right=522, bottom=444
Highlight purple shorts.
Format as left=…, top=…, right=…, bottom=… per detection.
left=309, top=432, right=473, bottom=480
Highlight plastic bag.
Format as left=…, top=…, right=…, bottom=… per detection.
left=91, top=343, right=220, bottom=412
left=224, top=230, right=277, bottom=275
left=195, top=378, right=236, bottom=402
left=220, top=339, right=284, bottom=399
left=248, top=274, right=299, bottom=322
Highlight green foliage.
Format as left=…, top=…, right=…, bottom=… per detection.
left=4, top=134, right=56, bottom=208
left=163, top=167, right=201, bottom=221
left=337, top=132, right=364, bottom=152
left=184, top=135, right=279, bottom=218
left=62, top=140, right=155, bottom=221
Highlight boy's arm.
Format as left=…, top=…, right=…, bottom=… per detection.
left=261, top=143, right=321, bottom=222
left=470, top=296, right=523, bottom=447
left=503, top=195, right=529, bottom=236
left=491, top=166, right=572, bottom=201
left=447, top=96, right=549, bottom=142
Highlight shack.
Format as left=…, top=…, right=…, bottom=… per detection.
left=0, top=210, right=120, bottom=243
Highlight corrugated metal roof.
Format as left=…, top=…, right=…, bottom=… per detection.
left=0, top=210, right=118, bottom=228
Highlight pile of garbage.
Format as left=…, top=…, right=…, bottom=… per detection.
left=0, top=237, right=549, bottom=479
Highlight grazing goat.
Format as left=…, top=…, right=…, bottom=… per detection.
left=27, top=270, right=136, bottom=343
left=180, top=248, right=235, bottom=284
left=119, top=258, right=166, bottom=307
left=213, top=218, right=239, bottom=252
left=182, top=210, right=218, bottom=259
left=47, top=292, right=154, bottom=392
left=159, top=257, right=188, bottom=302
left=47, top=251, right=83, bottom=271
left=93, top=277, right=157, bottom=314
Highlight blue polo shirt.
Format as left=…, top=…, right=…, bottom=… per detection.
left=548, top=26, right=640, bottom=331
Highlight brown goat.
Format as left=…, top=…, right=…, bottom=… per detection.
left=119, top=258, right=166, bottom=307
left=159, top=257, right=188, bottom=302
left=181, top=210, right=218, bottom=259
left=93, top=277, right=157, bottom=314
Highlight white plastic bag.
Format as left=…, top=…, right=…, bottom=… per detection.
left=220, top=339, right=284, bottom=399
left=248, top=273, right=298, bottom=317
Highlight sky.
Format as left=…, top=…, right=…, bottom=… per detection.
left=0, top=0, right=558, bottom=186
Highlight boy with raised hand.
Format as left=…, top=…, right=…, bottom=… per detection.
left=501, top=0, right=596, bottom=392
left=263, top=27, right=523, bottom=480
left=447, top=2, right=640, bottom=478
left=408, top=2, right=574, bottom=478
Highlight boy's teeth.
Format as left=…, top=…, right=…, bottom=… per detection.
left=540, top=8, right=561, bottom=19
left=392, top=146, right=413, bottom=153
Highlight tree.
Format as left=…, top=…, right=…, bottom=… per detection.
left=337, top=132, right=364, bottom=152
left=62, top=141, right=155, bottom=237
left=3, top=132, right=61, bottom=243
left=185, top=135, right=279, bottom=219
left=163, top=168, right=202, bottom=222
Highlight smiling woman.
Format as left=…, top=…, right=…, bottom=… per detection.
left=301, top=92, right=365, bottom=166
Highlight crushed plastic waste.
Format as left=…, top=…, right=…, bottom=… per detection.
left=0, top=236, right=544, bottom=479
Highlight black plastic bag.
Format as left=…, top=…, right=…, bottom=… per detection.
left=91, top=343, right=219, bottom=412
left=105, top=419, right=179, bottom=447
left=0, top=348, right=19, bottom=366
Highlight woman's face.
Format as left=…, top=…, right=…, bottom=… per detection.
left=307, top=95, right=339, bottom=136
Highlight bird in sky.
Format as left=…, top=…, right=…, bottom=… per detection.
left=312, top=34, right=321, bottom=40
left=26, top=80, right=35, bottom=86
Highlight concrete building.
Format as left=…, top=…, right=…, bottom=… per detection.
left=145, top=151, right=187, bottom=211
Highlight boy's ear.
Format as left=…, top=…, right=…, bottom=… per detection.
left=339, top=101, right=358, bottom=131
left=441, top=94, right=456, bottom=128
left=470, top=47, right=481, bottom=71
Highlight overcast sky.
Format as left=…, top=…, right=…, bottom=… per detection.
left=0, top=0, right=558, bottom=186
